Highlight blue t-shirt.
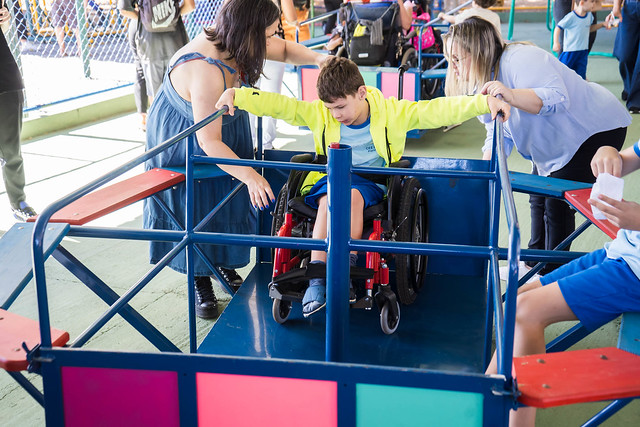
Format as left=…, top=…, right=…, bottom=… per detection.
left=557, top=11, right=593, bottom=52
left=605, top=140, right=640, bottom=280
left=339, top=117, right=385, bottom=168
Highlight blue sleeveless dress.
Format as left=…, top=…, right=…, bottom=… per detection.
left=143, top=52, right=256, bottom=275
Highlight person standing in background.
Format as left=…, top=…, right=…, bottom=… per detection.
left=607, top=0, right=640, bottom=113
left=117, top=0, right=194, bottom=111
left=0, top=1, right=36, bottom=221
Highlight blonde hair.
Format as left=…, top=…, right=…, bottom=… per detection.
left=443, top=17, right=505, bottom=96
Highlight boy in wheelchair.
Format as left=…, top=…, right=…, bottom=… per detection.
left=216, top=56, right=509, bottom=316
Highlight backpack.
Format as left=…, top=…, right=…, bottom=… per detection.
left=138, top=0, right=181, bottom=33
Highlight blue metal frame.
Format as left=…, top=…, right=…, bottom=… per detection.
left=21, top=107, right=611, bottom=424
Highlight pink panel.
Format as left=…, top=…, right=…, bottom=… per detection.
left=301, top=68, right=321, bottom=101
left=197, top=373, right=337, bottom=427
left=380, top=72, right=416, bottom=101
left=62, top=367, right=179, bottom=427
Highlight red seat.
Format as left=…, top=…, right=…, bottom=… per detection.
left=514, top=347, right=640, bottom=408
left=0, top=309, right=69, bottom=372
left=27, top=168, right=185, bottom=226
left=565, top=188, right=620, bottom=239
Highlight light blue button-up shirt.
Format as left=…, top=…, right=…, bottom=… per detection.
left=479, top=44, right=631, bottom=176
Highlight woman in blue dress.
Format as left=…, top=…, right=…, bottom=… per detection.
left=144, top=0, right=328, bottom=319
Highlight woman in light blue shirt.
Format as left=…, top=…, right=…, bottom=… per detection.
left=443, top=17, right=631, bottom=274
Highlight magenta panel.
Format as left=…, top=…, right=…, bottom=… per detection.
left=197, top=372, right=337, bottom=427
left=380, top=71, right=416, bottom=101
left=62, top=366, right=179, bottom=427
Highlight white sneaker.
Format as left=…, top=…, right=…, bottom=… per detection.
left=499, top=261, right=541, bottom=283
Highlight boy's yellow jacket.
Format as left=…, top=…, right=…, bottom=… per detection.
left=234, top=86, right=490, bottom=188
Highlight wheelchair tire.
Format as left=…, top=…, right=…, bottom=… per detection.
left=270, top=185, right=289, bottom=260
left=400, top=47, right=418, bottom=69
left=421, top=47, right=444, bottom=100
left=395, top=177, right=428, bottom=305
left=380, top=300, right=400, bottom=335
left=272, top=298, right=292, bottom=324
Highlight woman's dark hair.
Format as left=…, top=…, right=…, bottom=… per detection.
left=204, top=0, right=281, bottom=86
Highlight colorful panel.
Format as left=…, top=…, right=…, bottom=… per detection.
left=380, top=72, right=416, bottom=101
left=300, top=67, right=321, bottom=102
left=197, top=373, right=337, bottom=427
left=361, top=70, right=378, bottom=89
left=356, top=383, right=483, bottom=427
left=62, top=367, right=179, bottom=427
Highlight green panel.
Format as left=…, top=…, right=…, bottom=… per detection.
left=356, top=383, right=483, bottom=427
left=361, top=71, right=378, bottom=89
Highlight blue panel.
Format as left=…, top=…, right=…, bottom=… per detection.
left=0, top=222, right=69, bottom=309
left=199, top=264, right=486, bottom=372
left=618, top=312, right=640, bottom=356
left=413, top=158, right=490, bottom=277
left=509, top=171, right=591, bottom=198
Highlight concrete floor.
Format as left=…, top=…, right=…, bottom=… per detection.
left=1, top=21, right=640, bottom=427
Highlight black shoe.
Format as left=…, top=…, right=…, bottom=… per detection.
left=11, top=201, right=37, bottom=221
left=218, top=267, right=243, bottom=292
left=629, top=106, right=640, bottom=114
left=622, top=90, right=628, bottom=101
left=194, top=276, right=218, bottom=319
left=349, top=280, right=357, bottom=303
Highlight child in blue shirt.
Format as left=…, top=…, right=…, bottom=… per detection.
left=553, top=0, right=609, bottom=78
left=486, top=141, right=640, bottom=426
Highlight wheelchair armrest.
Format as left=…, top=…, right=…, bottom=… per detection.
left=290, top=153, right=314, bottom=163
left=390, top=159, right=411, bottom=169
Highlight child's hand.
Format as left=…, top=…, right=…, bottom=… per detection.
left=215, top=88, right=236, bottom=116
left=437, top=12, right=445, bottom=20
left=552, top=42, right=561, bottom=52
left=591, top=145, right=623, bottom=177
left=481, top=81, right=514, bottom=104
left=487, top=95, right=510, bottom=121
left=588, top=195, right=640, bottom=231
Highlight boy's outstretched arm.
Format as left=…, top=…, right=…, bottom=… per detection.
left=215, top=88, right=237, bottom=116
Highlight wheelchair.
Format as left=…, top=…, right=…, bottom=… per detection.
left=269, top=153, right=429, bottom=334
left=333, top=1, right=445, bottom=99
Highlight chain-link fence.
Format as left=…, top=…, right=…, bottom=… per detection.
left=3, top=0, right=222, bottom=110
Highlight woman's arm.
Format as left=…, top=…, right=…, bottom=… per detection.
left=180, top=0, right=196, bottom=15
left=397, top=0, right=413, bottom=31
left=280, top=0, right=298, bottom=25
left=481, top=81, right=544, bottom=114
left=266, top=36, right=329, bottom=67
left=184, top=63, right=275, bottom=209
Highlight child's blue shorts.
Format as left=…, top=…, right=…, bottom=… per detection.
left=540, top=248, right=640, bottom=332
left=304, top=175, right=385, bottom=210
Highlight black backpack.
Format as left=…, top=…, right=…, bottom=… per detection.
left=138, top=0, right=181, bottom=33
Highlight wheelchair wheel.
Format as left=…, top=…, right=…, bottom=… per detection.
left=400, top=47, right=418, bottom=68
left=421, top=47, right=444, bottom=100
left=272, top=298, right=292, bottom=324
left=380, top=300, right=400, bottom=335
left=395, top=178, right=428, bottom=305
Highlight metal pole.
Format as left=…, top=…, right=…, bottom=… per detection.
left=325, top=143, right=351, bottom=362
left=74, top=0, right=91, bottom=77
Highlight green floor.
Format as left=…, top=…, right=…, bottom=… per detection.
left=2, top=21, right=640, bottom=426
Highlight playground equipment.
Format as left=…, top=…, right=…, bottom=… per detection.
left=0, top=107, right=639, bottom=425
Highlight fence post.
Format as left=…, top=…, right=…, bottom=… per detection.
left=74, top=0, right=91, bottom=77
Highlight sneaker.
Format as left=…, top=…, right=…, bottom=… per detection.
left=218, top=267, right=243, bottom=292
left=11, top=201, right=37, bottom=221
left=194, top=276, right=218, bottom=319
left=302, top=283, right=326, bottom=317
left=629, top=106, right=640, bottom=114
left=349, top=280, right=357, bottom=303
left=498, top=261, right=541, bottom=284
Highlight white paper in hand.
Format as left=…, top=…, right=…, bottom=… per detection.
left=590, top=173, right=624, bottom=220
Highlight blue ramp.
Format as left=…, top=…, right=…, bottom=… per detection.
left=198, top=264, right=487, bottom=372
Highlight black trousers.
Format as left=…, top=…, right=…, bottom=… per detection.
left=526, top=127, right=627, bottom=273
